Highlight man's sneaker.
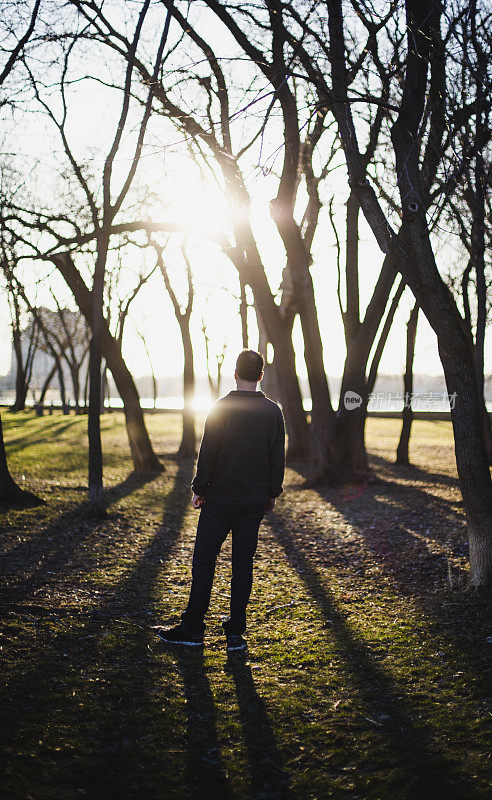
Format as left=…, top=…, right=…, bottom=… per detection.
left=225, top=632, right=247, bottom=652
left=156, top=623, right=204, bottom=646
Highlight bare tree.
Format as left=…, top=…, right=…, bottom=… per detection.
left=317, top=0, right=492, bottom=585
left=201, top=315, right=227, bottom=402
left=0, top=0, right=42, bottom=506
left=437, top=0, right=492, bottom=462
left=69, top=0, right=310, bottom=460
left=15, top=0, right=175, bottom=508
left=151, top=239, right=196, bottom=458
left=396, top=302, right=419, bottom=466
left=6, top=294, right=39, bottom=412
left=46, top=298, right=90, bottom=413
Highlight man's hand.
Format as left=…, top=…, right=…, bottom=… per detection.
left=263, top=497, right=275, bottom=515
left=192, top=494, right=204, bottom=509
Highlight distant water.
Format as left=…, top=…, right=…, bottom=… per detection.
left=1, top=393, right=491, bottom=413
left=108, top=395, right=492, bottom=413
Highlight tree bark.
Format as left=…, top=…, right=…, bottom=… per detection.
left=0, top=413, right=43, bottom=507
left=10, top=324, right=27, bottom=412
left=226, top=220, right=309, bottom=460
left=87, top=234, right=108, bottom=510
left=396, top=302, right=419, bottom=465
left=53, top=253, right=162, bottom=473
left=178, top=325, right=196, bottom=458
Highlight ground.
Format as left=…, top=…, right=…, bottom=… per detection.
left=0, top=411, right=489, bottom=800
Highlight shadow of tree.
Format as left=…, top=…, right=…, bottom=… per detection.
left=0, top=462, right=194, bottom=799
left=281, top=468, right=487, bottom=676
left=369, top=453, right=461, bottom=491
left=0, top=467, right=165, bottom=605
left=5, top=419, right=84, bottom=454
left=268, top=509, right=476, bottom=800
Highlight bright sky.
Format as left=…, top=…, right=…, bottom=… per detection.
left=1, top=1, right=489, bottom=385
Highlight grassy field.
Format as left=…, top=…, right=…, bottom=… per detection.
left=0, top=411, right=489, bottom=800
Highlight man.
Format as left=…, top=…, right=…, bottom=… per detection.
left=157, top=349, right=285, bottom=652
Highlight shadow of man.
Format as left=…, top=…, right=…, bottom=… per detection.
left=225, top=651, right=294, bottom=800
left=167, top=646, right=233, bottom=800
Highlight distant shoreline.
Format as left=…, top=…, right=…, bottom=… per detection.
left=1, top=402, right=491, bottom=423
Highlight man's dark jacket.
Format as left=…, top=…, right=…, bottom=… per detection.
left=191, top=390, right=285, bottom=505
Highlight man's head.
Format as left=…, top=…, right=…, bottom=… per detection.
left=235, top=349, right=264, bottom=388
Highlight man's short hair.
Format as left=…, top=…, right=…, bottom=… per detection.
left=236, top=349, right=264, bottom=382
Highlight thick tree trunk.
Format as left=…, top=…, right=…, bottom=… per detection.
left=53, top=253, right=162, bottom=474
left=312, top=256, right=398, bottom=485
left=397, top=221, right=492, bottom=586
left=472, top=145, right=492, bottom=464
left=83, top=364, right=89, bottom=413
left=333, top=354, right=369, bottom=481
left=178, top=325, right=196, bottom=458
left=231, top=223, right=309, bottom=460
left=257, top=312, right=279, bottom=403
left=10, top=332, right=27, bottom=412
left=270, top=205, right=335, bottom=469
left=396, top=302, right=419, bottom=465
left=0, top=413, right=43, bottom=507
left=87, top=237, right=107, bottom=511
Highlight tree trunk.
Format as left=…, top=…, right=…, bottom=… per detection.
left=70, top=364, right=82, bottom=414
left=396, top=302, right=419, bottom=465
left=239, top=276, right=248, bottom=348
left=257, top=311, right=279, bottom=402
left=53, top=253, right=162, bottom=474
left=333, top=353, right=369, bottom=482
left=229, top=222, right=309, bottom=460
left=83, top=362, right=89, bottom=413
left=41, top=363, right=56, bottom=404
left=10, top=330, right=27, bottom=412
left=87, top=236, right=107, bottom=511
left=0, top=413, right=43, bottom=507
left=100, top=362, right=108, bottom=414
left=55, top=353, right=69, bottom=415
left=399, top=221, right=492, bottom=585
left=270, top=206, right=335, bottom=468
left=178, top=324, right=196, bottom=458
left=472, top=140, right=492, bottom=464
left=480, top=401, right=492, bottom=465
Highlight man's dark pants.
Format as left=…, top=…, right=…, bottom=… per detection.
left=181, top=501, right=264, bottom=635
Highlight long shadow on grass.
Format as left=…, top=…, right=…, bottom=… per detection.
left=289, top=465, right=487, bottom=692
left=0, top=468, right=163, bottom=605
left=161, top=647, right=233, bottom=800
left=0, top=462, right=194, bottom=799
left=225, top=652, right=294, bottom=800
left=5, top=418, right=84, bottom=454
left=269, top=510, right=476, bottom=800
left=296, top=460, right=464, bottom=568
left=369, top=453, right=461, bottom=491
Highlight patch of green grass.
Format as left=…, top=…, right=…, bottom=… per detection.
left=0, top=411, right=489, bottom=799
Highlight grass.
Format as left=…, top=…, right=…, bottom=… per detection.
left=0, top=411, right=489, bottom=800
